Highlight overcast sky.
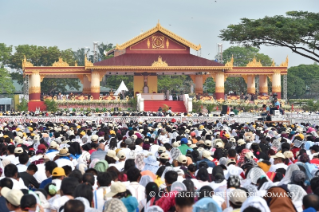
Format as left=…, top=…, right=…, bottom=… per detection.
left=1, top=0, right=318, bottom=67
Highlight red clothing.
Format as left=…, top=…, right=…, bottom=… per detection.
left=310, top=159, right=319, bottom=168
left=292, top=147, right=300, bottom=159
left=89, top=149, right=97, bottom=155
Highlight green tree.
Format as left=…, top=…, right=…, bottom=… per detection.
left=73, top=48, right=90, bottom=66
left=158, top=75, right=187, bottom=92
left=287, top=73, right=306, bottom=98
left=0, top=68, right=15, bottom=95
left=0, top=43, right=12, bottom=65
left=105, top=76, right=133, bottom=91
left=219, top=11, right=319, bottom=62
left=97, top=43, right=114, bottom=61
left=221, top=46, right=272, bottom=94
left=204, top=77, right=215, bottom=94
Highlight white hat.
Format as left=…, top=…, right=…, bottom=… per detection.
left=237, top=139, right=246, bottom=146
left=117, top=150, right=126, bottom=160
left=158, top=146, right=166, bottom=153
left=202, top=150, right=213, bottom=161
left=105, top=182, right=126, bottom=197
left=14, top=147, right=24, bottom=154
left=50, top=141, right=59, bottom=149
left=159, top=153, right=169, bottom=160
left=205, top=140, right=212, bottom=147
left=107, top=150, right=119, bottom=161
left=271, top=152, right=286, bottom=159
left=1, top=187, right=23, bottom=206
left=177, top=155, right=187, bottom=164
left=91, top=135, right=98, bottom=142
left=172, top=142, right=180, bottom=148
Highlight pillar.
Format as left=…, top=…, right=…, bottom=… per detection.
left=215, top=72, right=224, bottom=100
left=134, top=76, right=144, bottom=95
left=195, top=75, right=203, bottom=94
left=247, top=75, right=256, bottom=95
left=259, top=75, right=268, bottom=95
left=91, top=72, right=100, bottom=99
left=82, top=75, right=91, bottom=94
left=272, top=72, right=281, bottom=99
left=148, top=76, right=158, bottom=93
left=29, top=72, right=41, bottom=101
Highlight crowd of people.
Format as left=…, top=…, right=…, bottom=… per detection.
left=0, top=119, right=319, bottom=212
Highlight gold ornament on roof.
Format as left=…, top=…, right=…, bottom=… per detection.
left=152, top=56, right=168, bottom=67
left=246, top=57, right=262, bottom=67
left=166, top=39, right=169, bottom=48
left=85, top=56, right=93, bottom=67
left=280, top=56, right=289, bottom=67
left=115, top=21, right=201, bottom=51
left=22, top=55, right=34, bottom=68
left=52, top=58, right=69, bottom=67
left=225, top=55, right=234, bottom=67
left=271, top=59, right=275, bottom=67
left=147, top=39, right=150, bottom=48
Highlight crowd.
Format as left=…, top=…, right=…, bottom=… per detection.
left=0, top=119, right=319, bottom=212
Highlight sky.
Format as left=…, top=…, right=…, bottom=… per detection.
left=0, top=0, right=318, bottom=67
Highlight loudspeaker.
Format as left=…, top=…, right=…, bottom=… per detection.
left=221, top=105, right=228, bottom=115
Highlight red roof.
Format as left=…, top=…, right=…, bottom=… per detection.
left=94, top=54, right=223, bottom=66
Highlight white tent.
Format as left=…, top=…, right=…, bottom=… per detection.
left=114, top=81, right=129, bottom=95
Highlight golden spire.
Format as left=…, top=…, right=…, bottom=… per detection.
left=52, top=58, right=69, bottom=67
left=225, top=55, right=234, bottom=67
left=84, top=55, right=93, bottom=67
left=280, top=55, right=289, bottom=67
left=271, top=59, right=275, bottom=67
left=22, top=55, right=33, bottom=68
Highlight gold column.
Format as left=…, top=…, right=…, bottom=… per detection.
left=82, top=75, right=91, bottom=94
left=195, top=75, right=203, bottom=94
left=29, top=72, right=41, bottom=101
left=215, top=72, right=224, bottom=100
left=91, top=72, right=100, bottom=99
left=259, top=75, right=268, bottom=95
left=247, top=75, right=256, bottom=94
left=272, top=72, right=281, bottom=99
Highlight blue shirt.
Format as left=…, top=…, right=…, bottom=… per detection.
left=39, top=177, right=52, bottom=189
left=0, top=196, right=9, bottom=212
left=196, top=158, right=216, bottom=169
left=275, top=101, right=280, bottom=108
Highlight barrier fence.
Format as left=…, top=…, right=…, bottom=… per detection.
left=0, top=116, right=260, bottom=124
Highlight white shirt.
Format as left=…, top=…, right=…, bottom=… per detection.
left=127, top=182, right=145, bottom=211
left=50, top=195, right=71, bottom=211
left=269, top=162, right=288, bottom=172
left=45, top=150, right=59, bottom=161
left=135, top=145, right=143, bottom=154
left=17, top=164, right=28, bottom=173
left=93, top=186, right=111, bottom=211
left=55, top=158, right=75, bottom=170
left=150, top=145, right=159, bottom=156
left=225, top=164, right=244, bottom=180
left=4, top=155, right=17, bottom=164
left=33, top=163, right=47, bottom=183
left=11, top=178, right=27, bottom=189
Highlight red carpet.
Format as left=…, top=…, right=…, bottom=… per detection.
left=144, top=101, right=187, bottom=113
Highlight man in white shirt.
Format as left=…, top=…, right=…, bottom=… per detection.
left=45, top=141, right=59, bottom=161
left=93, top=172, right=112, bottom=211
left=4, top=164, right=27, bottom=189
left=135, top=138, right=144, bottom=154
left=111, top=151, right=126, bottom=172
left=4, top=145, right=16, bottom=164
left=17, top=152, right=29, bottom=173
left=269, top=152, right=288, bottom=172
left=126, top=167, right=145, bottom=211
left=54, top=148, right=75, bottom=170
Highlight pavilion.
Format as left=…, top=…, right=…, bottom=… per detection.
left=22, top=22, right=288, bottom=111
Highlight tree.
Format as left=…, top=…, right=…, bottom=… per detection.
left=220, top=46, right=273, bottom=94
left=204, top=77, right=215, bottom=94
left=105, top=76, right=133, bottom=91
left=0, top=68, right=15, bottom=95
left=0, top=43, right=12, bottom=65
left=287, top=73, right=306, bottom=98
left=97, top=43, right=114, bottom=61
left=157, top=75, right=187, bottom=92
left=219, top=11, right=319, bottom=62
left=73, top=48, right=90, bottom=66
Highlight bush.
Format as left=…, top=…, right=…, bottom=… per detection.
left=129, top=96, right=137, bottom=110
left=17, top=98, right=28, bottom=111
left=44, top=99, right=58, bottom=112
left=192, top=100, right=202, bottom=113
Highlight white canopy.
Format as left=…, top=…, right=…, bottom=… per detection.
left=114, top=81, right=129, bottom=95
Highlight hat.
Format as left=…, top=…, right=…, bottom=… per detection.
left=103, top=199, right=127, bottom=212
left=271, top=152, right=286, bottom=159
left=158, top=146, right=166, bottom=153
left=190, top=144, right=197, bottom=149
left=172, top=142, right=179, bottom=148
left=50, top=141, right=58, bottom=149
left=117, top=150, right=126, bottom=160
left=37, top=144, right=46, bottom=151
left=125, top=138, right=133, bottom=145
left=177, top=155, right=187, bottom=164
left=237, top=139, right=246, bottom=146
left=229, top=189, right=247, bottom=206
left=159, top=153, right=169, bottom=160
left=202, top=150, right=213, bottom=161
left=283, top=151, right=294, bottom=159
left=1, top=187, right=24, bottom=206
left=107, top=150, right=119, bottom=161
left=105, top=182, right=126, bottom=197
left=293, top=139, right=303, bottom=148
left=258, top=161, right=271, bottom=173
left=245, top=152, right=254, bottom=160
left=80, top=131, right=86, bottom=136
left=227, top=158, right=236, bottom=165
left=215, top=142, right=224, bottom=149
left=91, top=135, right=98, bottom=142
left=56, top=148, right=70, bottom=157
left=14, top=147, right=23, bottom=154
left=181, top=138, right=188, bottom=144
left=190, top=131, right=196, bottom=137
left=204, top=140, right=212, bottom=147
left=52, top=167, right=66, bottom=177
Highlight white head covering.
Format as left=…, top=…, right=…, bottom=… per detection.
left=287, top=184, right=307, bottom=212
left=171, top=181, right=187, bottom=192
left=139, top=175, right=153, bottom=187
left=279, top=164, right=300, bottom=185
left=146, top=206, right=164, bottom=212
left=240, top=196, right=270, bottom=212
